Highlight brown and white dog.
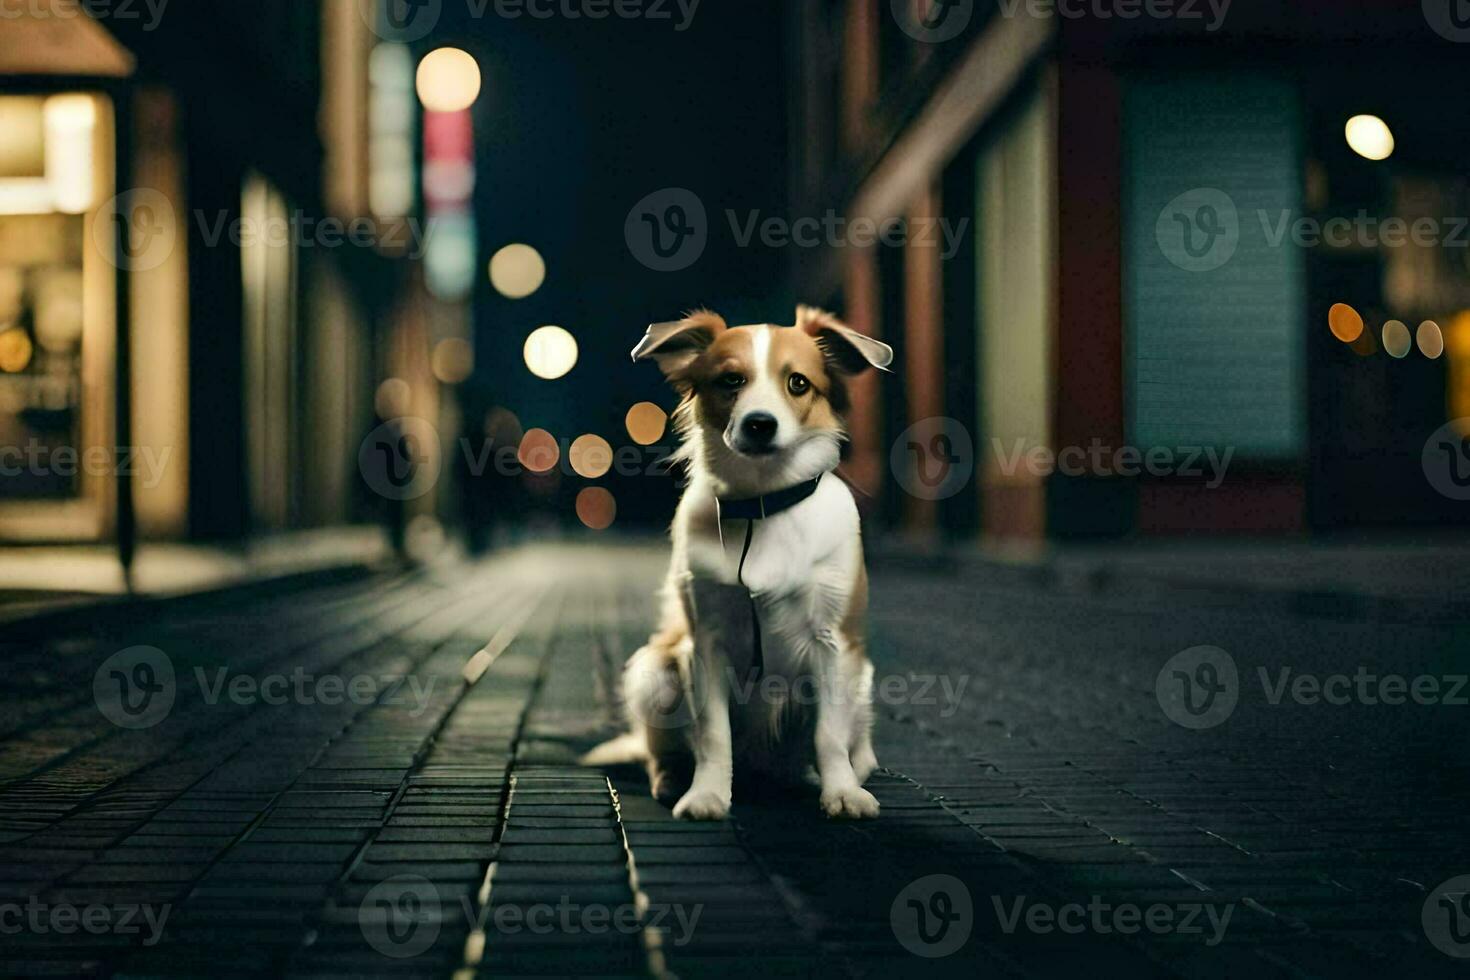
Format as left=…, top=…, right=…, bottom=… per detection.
left=583, top=306, right=894, bottom=820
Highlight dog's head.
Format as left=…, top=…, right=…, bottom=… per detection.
left=632, top=306, right=893, bottom=485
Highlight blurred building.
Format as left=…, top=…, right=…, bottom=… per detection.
left=0, top=1, right=448, bottom=565
left=789, top=0, right=1470, bottom=539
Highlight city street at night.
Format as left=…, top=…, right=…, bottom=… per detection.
left=5, top=0, right=1470, bottom=976
left=2, top=542, right=1468, bottom=976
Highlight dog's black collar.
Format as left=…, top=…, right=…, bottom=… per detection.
left=717, top=475, right=823, bottom=521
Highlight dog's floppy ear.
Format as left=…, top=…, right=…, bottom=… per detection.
left=631, top=309, right=727, bottom=380
left=797, top=305, right=893, bottom=374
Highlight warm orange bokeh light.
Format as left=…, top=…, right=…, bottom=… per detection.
left=1328, top=303, right=1364, bottom=343
left=576, top=487, right=616, bottom=530
left=624, top=402, right=668, bottom=445
left=518, top=428, right=560, bottom=473
left=431, top=337, right=473, bottom=384
left=569, top=434, right=613, bottom=479
left=0, top=329, right=33, bottom=373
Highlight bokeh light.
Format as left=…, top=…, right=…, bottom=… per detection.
left=0, top=329, right=33, bottom=373
left=576, top=487, right=617, bottom=530
left=416, top=47, right=481, bottom=113
left=374, top=377, right=411, bottom=418
left=44, top=95, right=97, bottom=214
left=518, top=428, right=560, bottom=473
left=431, top=337, right=474, bottom=384
left=1327, top=302, right=1364, bottom=343
left=569, top=434, right=613, bottom=479
left=484, top=406, right=523, bottom=446
left=1382, top=319, right=1411, bottom=358
left=1344, top=114, right=1393, bottom=161
left=489, top=244, right=546, bottom=299
left=523, top=325, right=578, bottom=380
left=624, top=402, right=668, bottom=445
left=1417, top=320, right=1444, bottom=359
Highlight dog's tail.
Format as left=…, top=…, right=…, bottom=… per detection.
left=579, top=731, right=647, bottom=767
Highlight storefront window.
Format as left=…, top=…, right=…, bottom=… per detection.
left=0, top=92, right=113, bottom=534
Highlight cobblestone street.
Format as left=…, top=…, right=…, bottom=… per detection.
left=2, top=542, right=1467, bottom=977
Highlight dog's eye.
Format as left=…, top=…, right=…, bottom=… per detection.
left=716, top=373, right=745, bottom=391
left=787, top=373, right=811, bottom=396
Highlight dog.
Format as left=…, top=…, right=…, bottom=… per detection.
left=582, top=306, right=894, bottom=820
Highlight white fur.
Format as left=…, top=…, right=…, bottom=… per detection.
left=639, top=432, right=877, bottom=820
left=584, top=312, right=888, bottom=821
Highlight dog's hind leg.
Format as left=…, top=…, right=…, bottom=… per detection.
left=622, top=642, right=695, bottom=807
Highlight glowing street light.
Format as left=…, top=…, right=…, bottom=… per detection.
left=1345, top=114, right=1393, bottom=161
left=523, top=325, right=578, bottom=380
left=416, top=47, right=481, bottom=113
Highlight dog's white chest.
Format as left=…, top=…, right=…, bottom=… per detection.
left=678, top=476, right=862, bottom=672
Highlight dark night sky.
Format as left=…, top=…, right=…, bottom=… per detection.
left=433, top=0, right=792, bottom=524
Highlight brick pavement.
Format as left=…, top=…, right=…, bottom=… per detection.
left=0, top=542, right=1467, bottom=977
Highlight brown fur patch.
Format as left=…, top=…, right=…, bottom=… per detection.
left=767, top=326, right=847, bottom=429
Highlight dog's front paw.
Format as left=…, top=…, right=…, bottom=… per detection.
left=672, top=788, right=730, bottom=821
left=820, top=784, right=880, bottom=820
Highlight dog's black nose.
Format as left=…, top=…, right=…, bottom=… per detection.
left=739, top=412, right=778, bottom=446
